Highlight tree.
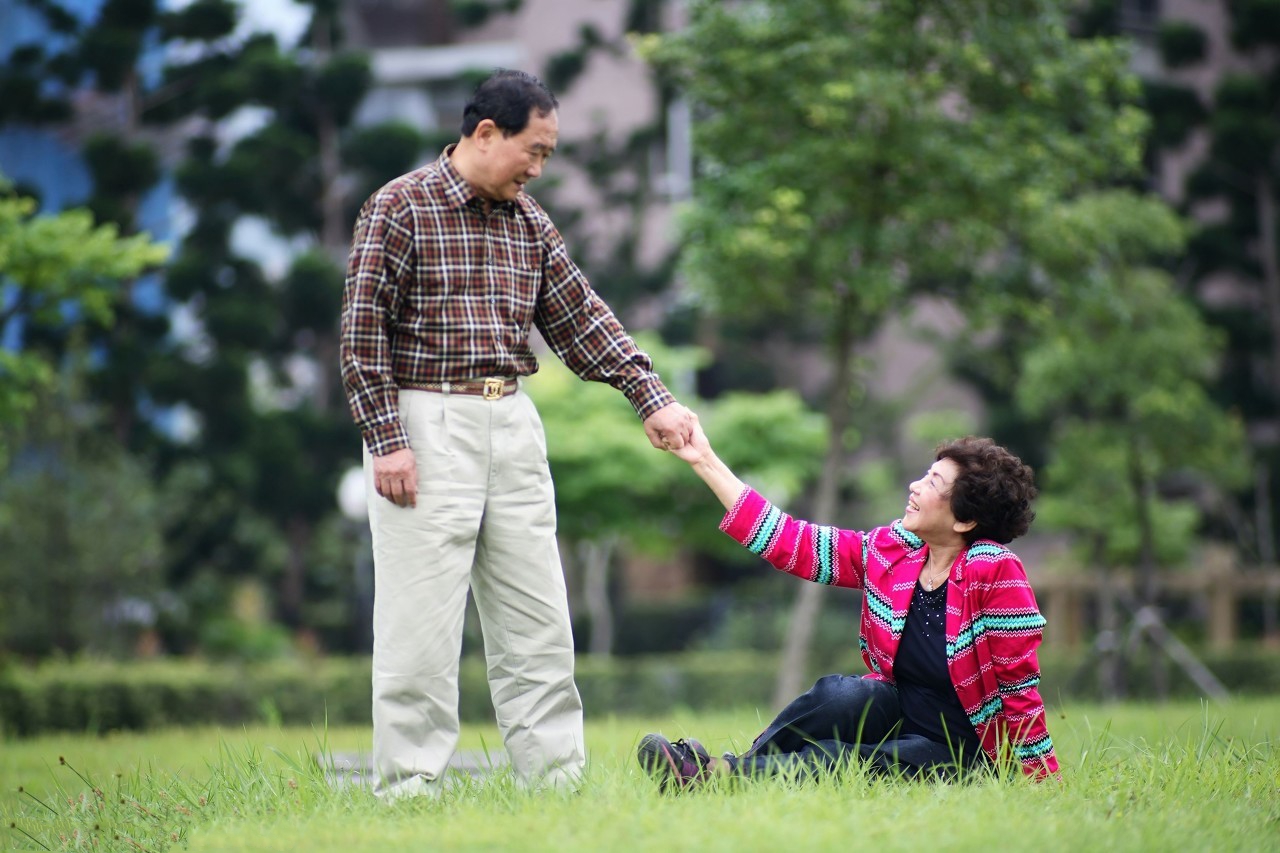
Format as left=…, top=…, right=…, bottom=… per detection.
left=1108, top=1, right=1280, bottom=633
left=0, top=392, right=168, bottom=659
left=0, top=0, right=248, bottom=449
left=642, top=0, right=1150, bottom=702
left=0, top=180, right=168, bottom=657
left=0, top=0, right=430, bottom=654
left=156, top=1, right=431, bottom=647
left=1014, top=190, right=1247, bottom=698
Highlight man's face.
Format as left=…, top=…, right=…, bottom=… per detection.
left=477, top=108, right=558, bottom=202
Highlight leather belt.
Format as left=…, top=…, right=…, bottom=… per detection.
left=400, top=377, right=518, bottom=400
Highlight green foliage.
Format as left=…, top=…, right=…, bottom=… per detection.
left=1229, top=0, right=1280, bottom=49
left=1, top=1, right=423, bottom=649
left=1033, top=427, right=1204, bottom=566
left=342, top=121, right=435, bottom=212
left=704, top=390, right=826, bottom=508
left=641, top=0, right=1147, bottom=323
left=0, top=182, right=167, bottom=465
left=1023, top=190, right=1186, bottom=273
left=521, top=345, right=686, bottom=546
left=452, top=0, right=523, bottom=29
left=83, top=133, right=161, bottom=197
left=1157, top=20, right=1208, bottom=68
left=316, top=53, right=374, bottom=126
left=1141, top=81, right=1206, bottom=149
left=160, top=0, right=238, bottom=41
left=0, top=188, right=166, bottom=324
left=1209, top=75, right=1280, bottom=172
left=0, top=410, right=166, bottom=658
left=526, top=335, right=825, bottom=558
left=1012, top=193, right=1247, bottom=567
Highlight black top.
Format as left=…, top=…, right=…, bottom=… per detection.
left=894, top=580, right=982, bottom=756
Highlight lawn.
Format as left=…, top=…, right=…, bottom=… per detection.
left=3, top=697, right=1277, bottom=852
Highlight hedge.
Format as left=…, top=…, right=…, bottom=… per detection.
left=2, top=646, right=1278, bottom=738
left=0, top=653, right=780, bottom=738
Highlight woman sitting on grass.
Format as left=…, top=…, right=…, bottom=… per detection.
left=639, top=417, right=1059, bottom=790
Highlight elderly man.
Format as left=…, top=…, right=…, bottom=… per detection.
left=340, top=68, right=691, bottom=797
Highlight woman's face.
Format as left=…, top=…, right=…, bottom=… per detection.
left=902, top=457, right=964, bottom=540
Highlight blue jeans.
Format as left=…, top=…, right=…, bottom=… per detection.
left=731, top=675, right=985, bottom=780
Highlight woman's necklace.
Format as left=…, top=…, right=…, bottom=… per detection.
left=922, top=554, right=949, bottom=591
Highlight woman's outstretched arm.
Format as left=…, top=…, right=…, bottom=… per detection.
left=667, top=413, right=746, bottom=509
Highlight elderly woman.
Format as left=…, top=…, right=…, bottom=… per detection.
left=639, top=420, right=1058, bottom=789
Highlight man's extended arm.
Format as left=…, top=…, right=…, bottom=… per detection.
left=532, top=215, right=692, bottom=448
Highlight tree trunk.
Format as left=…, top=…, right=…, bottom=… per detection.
left=1097, top=569, right=1124, bottom=700
left=579, top=537, right=619, bottom=656
left=1255, top=175, right=1280, bottom=605
left=281, top=515, right=310, bottom=629
left=772, top=286, right=856, bottom=706
left=1128, top=437, right=1169, bottom=699
left=108, top=70, right=144, bottom=447
left=313, top=13, right=346, bottom=415
left=1256, top=174, right=1280, bottom=419
left=1256, top=462, right=1279, bottom=644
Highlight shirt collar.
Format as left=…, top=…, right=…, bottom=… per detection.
left=436, top=144, right=516, bottom=213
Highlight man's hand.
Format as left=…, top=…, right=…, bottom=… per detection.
left=373, top=447, right=417, bottom=508
left=643, top=402, right=694, bottom=450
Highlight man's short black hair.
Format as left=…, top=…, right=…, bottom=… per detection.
left=460, top=69, right=558, bottom=137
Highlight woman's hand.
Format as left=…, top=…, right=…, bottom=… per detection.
left=667, top=413, right=711, bottom=464
left=666, top=411, right=747, bottom=510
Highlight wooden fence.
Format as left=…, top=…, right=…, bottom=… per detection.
left=1035, top=551, right=1280, bottom=650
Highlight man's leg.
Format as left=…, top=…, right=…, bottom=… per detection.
left=470, top=390, right=585, bottom=790
left=368, top=390, right=485, bottom=798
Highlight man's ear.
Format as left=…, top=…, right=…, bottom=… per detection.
left=472, top=118, right=499, bottom=151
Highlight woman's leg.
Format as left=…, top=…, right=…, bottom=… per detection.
left=859, top=734, right=987, bottom=779
left=732, top=675, right=901, bottom=777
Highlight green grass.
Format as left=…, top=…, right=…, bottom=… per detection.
left=3, top=697, right=1278, bottom=852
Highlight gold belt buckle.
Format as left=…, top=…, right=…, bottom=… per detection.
left=483, top=378, right=504, bottom=400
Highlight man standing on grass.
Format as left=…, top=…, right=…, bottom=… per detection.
left=340, top=68, right=693, bottom=798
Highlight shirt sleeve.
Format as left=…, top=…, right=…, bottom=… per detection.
left=980, top=556, right=1060, bottom=780
left=532, top=215, right=676, bottom=420
left=340, top=191, right=415, bottom=456
left=719, top=487, right=867, bottom=589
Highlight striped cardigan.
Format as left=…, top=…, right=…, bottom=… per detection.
left=722, top=487, right=1059, bottom=779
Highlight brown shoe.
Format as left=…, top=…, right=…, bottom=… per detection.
left=637, top=734, right=711, bottom=792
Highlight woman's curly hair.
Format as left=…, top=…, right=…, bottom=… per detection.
left=936, top=436, right=1037, bottom=545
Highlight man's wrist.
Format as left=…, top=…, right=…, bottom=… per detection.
left=363, top=420, right=410, bottom=456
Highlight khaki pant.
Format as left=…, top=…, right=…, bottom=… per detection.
left=365, top=384, right=584, bottom=797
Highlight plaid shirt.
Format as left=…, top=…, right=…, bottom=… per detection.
left=340, top=146, right=676, bottom=455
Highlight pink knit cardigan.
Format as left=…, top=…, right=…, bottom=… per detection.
left=721, top=487, right=1059, bottom=779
